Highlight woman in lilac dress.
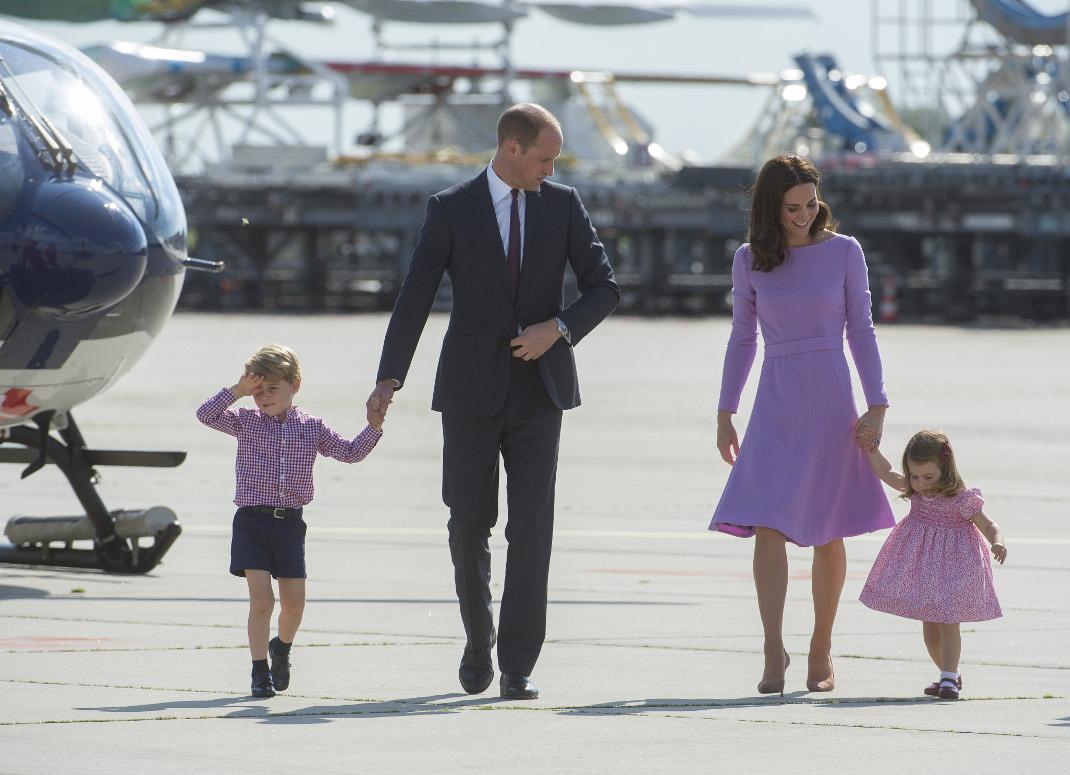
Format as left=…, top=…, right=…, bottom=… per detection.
left=712, top=155, right=893, bottom=695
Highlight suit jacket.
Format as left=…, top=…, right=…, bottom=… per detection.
left=377, top=170, right=620, bottom=417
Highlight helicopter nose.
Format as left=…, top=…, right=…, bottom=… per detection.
left=13, top=177, right=148, bottom=318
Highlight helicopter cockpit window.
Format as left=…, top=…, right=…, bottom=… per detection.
left=0, top=41, right=155, bottom=224
left=0, top=113, right=23, bottom=223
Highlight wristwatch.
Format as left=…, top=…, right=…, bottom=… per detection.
left=555, top=317, right=571, bottom=344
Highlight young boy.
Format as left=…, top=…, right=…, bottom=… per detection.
left=196, top=344, right=383, bottom=698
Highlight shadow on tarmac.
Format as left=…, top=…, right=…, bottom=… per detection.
left=82, top=693, right=517, bottom=724
left=255, top=694, right=519, bottom=724
left=557, top=694, right=942, bottom=714
left=84, top=695, right=271, bottom=715
left=0, top=584, right=50, bottom=599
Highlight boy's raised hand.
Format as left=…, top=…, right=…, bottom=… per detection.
left=231, top=372, right=263, bottom=398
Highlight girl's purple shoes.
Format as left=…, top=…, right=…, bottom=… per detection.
left=924, top=675, right=962, bottom=697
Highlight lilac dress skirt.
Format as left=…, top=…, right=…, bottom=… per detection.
left=710, top=342, right=894, bottom=547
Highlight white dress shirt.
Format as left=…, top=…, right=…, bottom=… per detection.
left=484, top=163, right=570, bottom=343
left=487, top=163, right=524, bottom=264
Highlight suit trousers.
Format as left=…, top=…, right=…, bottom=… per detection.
left=441, top=356, right=563, bottom=676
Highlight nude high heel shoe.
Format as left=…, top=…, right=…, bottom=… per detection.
left=757, top=652, right=790, bottom=696
left=805, top=656, right=835, bottom=692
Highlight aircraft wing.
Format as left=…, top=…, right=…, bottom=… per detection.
left=324, top=60, right=780, bottom=100
left=341, top=0, right=527, bottom=24
left=0, top=0, right=812, bottom=24
left=531, top=2, right=815, bottom=25
left=682, top=3, right=815, bottom=20
left=0, top=0, right=209, bottom=22
left=84, top=42, right=782, bottom=103
left=532, top=2, right=674, bottom=24
left=82, top=41, right=305, bottom=103
left=340, top=0, right=812, bottom=26
left=0, top=0, right=334, bottom=23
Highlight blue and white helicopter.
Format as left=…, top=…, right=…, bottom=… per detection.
left=0, top=20, right=219, bottom=573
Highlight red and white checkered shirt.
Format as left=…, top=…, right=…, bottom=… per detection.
left=196, top=388, right=382, bottom=508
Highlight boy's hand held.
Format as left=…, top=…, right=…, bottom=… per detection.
left=366, top=381, right=395, bottom=426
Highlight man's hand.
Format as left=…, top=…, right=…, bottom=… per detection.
left=510, top=319, right=562, bottom=361
left=231, top=372, right=262, bottom=398
left=366, top=380, right=395, bottom=428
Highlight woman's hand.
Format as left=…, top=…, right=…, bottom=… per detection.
left=717, top=411, right=740, bottom=465
left=854, top=406, right=886, bottom=452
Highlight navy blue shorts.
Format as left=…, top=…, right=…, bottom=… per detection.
left=230, top=507, right=307, bottom=579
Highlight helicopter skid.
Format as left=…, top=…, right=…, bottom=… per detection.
left=0, top=412, right=186, bottom=574
left=0, top=509, right=182, bottom=574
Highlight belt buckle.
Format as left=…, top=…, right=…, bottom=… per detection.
left=272, top=508, right=286, bottom=519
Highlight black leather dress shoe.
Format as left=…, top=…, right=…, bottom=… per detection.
left=459, top=645, right=494, bottom=694
left=500, top=672, right=539, bottom=700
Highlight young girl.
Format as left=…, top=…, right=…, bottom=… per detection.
left=859, top=430, right=1007, bottom=700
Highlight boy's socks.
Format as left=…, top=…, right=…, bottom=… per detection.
left=252, top=658, right=269, bottom=674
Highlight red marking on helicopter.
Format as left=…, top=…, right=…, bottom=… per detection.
left=1, top=388, right=37, bottom=417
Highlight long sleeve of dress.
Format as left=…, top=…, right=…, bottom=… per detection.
left=718, top=246, right=758, bottom=413
left=844, top=239, right=889, bottom=408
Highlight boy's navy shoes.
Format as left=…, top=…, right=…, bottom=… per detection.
left=251, top=671, right=275, bottom=698
left=268, top=637, right=291, bottom=692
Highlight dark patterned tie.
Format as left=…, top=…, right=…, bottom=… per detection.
left=507, top=188, right=521, bottom=291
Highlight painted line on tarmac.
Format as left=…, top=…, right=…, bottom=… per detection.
left=180, top=525, right=1070, bottom=544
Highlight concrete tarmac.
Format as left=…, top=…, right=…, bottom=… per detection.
left=1, top=313, right=1067, bottom=774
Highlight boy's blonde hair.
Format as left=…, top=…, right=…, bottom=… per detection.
left=245, top=344, right=301, bottom=384
left=900, top=429, right=965, bottom=499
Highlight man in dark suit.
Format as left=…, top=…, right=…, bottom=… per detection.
left=366, top=103, right=619, bottom=699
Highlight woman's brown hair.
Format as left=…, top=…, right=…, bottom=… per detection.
left=900, top=430, right=966, bottom=499
left=747, top=154, right=836, bottom=272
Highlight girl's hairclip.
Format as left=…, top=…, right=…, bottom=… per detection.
left=940, top=442, right=951, bottom=460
